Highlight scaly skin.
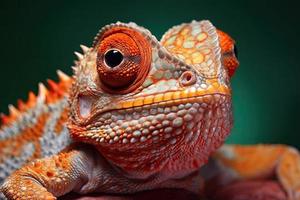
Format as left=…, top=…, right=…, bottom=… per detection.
left=0, top=20, right=299, bottom=200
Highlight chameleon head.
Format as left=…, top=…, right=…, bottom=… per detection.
left=68, top=21, right=239, bottom=178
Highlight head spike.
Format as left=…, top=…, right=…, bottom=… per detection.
left=8, top=104, right=20, bottom=116
left=71, top=66, right=78, bottom=74
left=0, top=113, right=9, bottom=125
left=27, top=92, right=37, bottom=105
left=57, top=70, right=71, bottom=82
left=47, top=79, right=64, bottom=97
left=17, top=99, right=26, bottom=111
left=47, top=79, right=59, bottom=91
left=80, top=44, right=90, bottom=53
left=37, top=83, right=47, bottom=103
left=74, top=51, right=83, bottom=60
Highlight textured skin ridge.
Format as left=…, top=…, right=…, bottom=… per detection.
left=0, top=71, right=73, bottom=186
left=0, top=21, right=300, bottom=200
left=0, top=70, right=71, bottom=126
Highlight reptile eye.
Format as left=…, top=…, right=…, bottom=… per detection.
left=233, top=44, right=238, bottom=59
left=96, top=27, right=152, bottom=94
left=104, top=49, right=123, bottom=68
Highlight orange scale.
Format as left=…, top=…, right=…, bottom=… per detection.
left=175, top=37, right=184, bottom=47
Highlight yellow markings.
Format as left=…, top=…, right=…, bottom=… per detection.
left=165, top=35, right=176, bottom=46
left=114, top=103, right=123, bottom=110
left=172, top=91, right=181, bottom=99
left=175, top=37, right=183, bottom=47
left=198, top=80, right=231, bottom=96
left=180, top=27, right=190, bottom=36
left=153, top=94, right=164, bottom=103
left=117, top=82, right=230, bottom=110
left=191, top=52, right=204, bottom=64
left=185, top=59, right=192, bottom=65
left=158, top=101, right=167, bottom=107
left=212, top=82, right=221, bottom=89
left=186, top=49, right=194, bottom=54
left=219, top=86, right=231, bottom=94
left=187, top=36, right=195, bottom=41
left=122, top=101, right=133, bottom=109
left=180, top=90, right=189, bottom=98
left=133, top=98, right=144, bottom=107
left=196, top=33, right=207, bottom=42
left=207, top=86, right=217, bottom=94
left=209, top=81, right=230, bottom=95
left=197, top=88, right=205, bottom=96
left=163, top=92, right=173, bottom=101
left=188, top=87, right=197, bottom=98
left=183, top=41, right=195, bottom=49
left=143, top=96, right=153, bottom=105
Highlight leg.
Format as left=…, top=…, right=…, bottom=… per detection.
left=0, top=145, right=98, bottom=200
left=210, top=144, right=300, bottom=200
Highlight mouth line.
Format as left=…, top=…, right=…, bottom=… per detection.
left=82, top=92, right=230, bottom=126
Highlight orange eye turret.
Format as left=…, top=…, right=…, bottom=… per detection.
left=96, top=27, right=152, bottom=94
left=217, top=30, right=239, bottom=77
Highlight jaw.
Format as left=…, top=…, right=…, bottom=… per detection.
left=70, top=93, right=233, bottom=179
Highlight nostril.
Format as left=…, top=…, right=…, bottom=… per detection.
left=185, top=74, right=192, bottom=81
left=179, top=71, right=197, bottom=86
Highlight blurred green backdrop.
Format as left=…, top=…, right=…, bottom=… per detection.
left=1, top=0, right=299, bottom=148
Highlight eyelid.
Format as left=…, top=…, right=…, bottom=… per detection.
left=95, top=27, right=152, bottom=94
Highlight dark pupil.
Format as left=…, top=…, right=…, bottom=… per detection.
left=233, top=44, right=238, bottom=59
left=104, top=50, right=123, bottom=68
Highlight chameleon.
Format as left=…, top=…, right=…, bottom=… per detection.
left=0, top=20, right=299, bottom=200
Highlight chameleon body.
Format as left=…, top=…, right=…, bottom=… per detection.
left=0, top=20, right=299, bottom=200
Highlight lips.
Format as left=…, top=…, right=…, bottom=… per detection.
left=74, top=93, right=231, bottom=146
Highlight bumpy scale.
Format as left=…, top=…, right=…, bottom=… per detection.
left=0, top=20, right=299, bottom=200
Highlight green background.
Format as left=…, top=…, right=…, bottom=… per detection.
left=1, top=0, right=299, bottom=148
